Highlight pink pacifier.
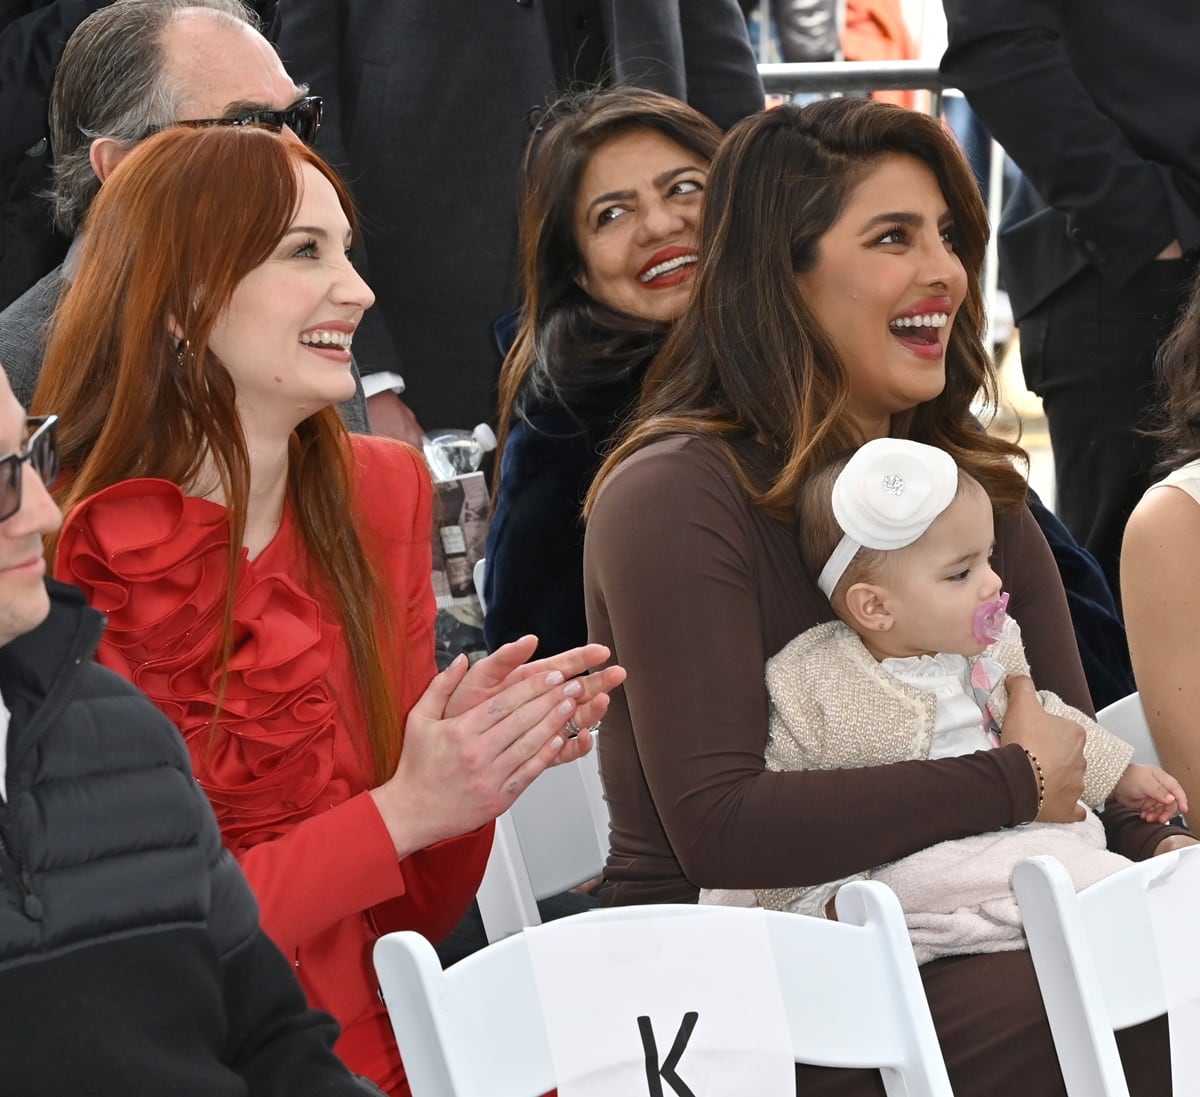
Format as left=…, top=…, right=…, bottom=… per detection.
left=973, top=591, right=1010, bottom=645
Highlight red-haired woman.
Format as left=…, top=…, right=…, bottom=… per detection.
left=36, top=125, right=623, bottom=1096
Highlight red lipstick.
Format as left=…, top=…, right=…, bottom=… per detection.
left=637, top=246, right=698, bottom=288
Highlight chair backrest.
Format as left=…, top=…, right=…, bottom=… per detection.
left=1095, top=691, right=1160, bottom=766
left=1012, top=849, right=1190, bottom=1097
left=474, top=742, right=610, bottom=942
left=375, top=881, right=955, bottom=1097
left=470, top=553, right=611, bottom=941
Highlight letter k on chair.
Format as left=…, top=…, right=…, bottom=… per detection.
left=374, top=881, right=954, bottom=1096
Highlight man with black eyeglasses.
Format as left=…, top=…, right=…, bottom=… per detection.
left=0, top=368, right=381, bottom=1094
left=0, top=0, right=368, bottom=430
left=0, top=0, right=278, bottom=307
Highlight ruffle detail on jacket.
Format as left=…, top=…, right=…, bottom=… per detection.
left=57, top=479, right=346, bottom=852
left=880, top=651, right=972, bottom=682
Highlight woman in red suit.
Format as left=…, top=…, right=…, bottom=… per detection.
left=35, top=125, right=622, bottom=1096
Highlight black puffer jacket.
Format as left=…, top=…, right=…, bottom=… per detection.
left=0, top=580, right=370, bottom=1097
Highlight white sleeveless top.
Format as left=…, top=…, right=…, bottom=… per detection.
left=1145, top=457, right=1200, bottom=506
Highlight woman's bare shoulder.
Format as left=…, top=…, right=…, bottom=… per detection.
left=1124, top=482, right=1200, bottom=575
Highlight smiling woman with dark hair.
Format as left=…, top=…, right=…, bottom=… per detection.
left=484, top=87, right=721, bottom=657
left=584, top=97, right=1186, bottom=1096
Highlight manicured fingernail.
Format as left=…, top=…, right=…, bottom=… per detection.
left=545, top=670, right=564, bottom=686
left=550, top=736, right=564, bottom=752
left=557, top=699, right=574, bottom=716
left=563, top=680, right=583, bottom=697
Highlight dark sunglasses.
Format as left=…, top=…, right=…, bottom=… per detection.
left=164, top=95, right=323, bottom=146
left=0, top=416, right=59, bottom=524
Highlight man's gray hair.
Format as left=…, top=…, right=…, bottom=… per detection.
left=48, top=0, right=259, bottom=235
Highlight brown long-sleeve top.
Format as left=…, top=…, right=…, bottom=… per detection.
left=584, top=434, right=1175, bottom=906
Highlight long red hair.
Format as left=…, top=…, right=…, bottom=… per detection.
left=35, top=125, right=408, bottom=781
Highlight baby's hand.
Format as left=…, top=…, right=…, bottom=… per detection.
left=1112, top=763, right=1189, bottom=824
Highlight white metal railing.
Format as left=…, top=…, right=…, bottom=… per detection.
left=759, top=60, right=944, bottom=111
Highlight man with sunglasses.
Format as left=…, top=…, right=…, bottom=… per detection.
left=0, top=369, right=381, bottom=1093
left=0, top=0, right=368, bottom=432
left=0, top=0, right=279, bottom=308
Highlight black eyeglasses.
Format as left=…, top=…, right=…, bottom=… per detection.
left=0, top=416, right=59, bottom=524
left=158, top=95, right=323, bottom=146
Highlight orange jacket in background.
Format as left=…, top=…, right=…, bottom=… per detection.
left=843, top=0, right=918, bottom=109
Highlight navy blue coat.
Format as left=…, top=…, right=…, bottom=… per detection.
left=484, top=362, right=648, bottom=657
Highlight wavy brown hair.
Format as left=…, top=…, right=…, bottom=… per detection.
left=1150, top=269, right=1200, bottom=476
left=495, top=87, right=723, bottom=481
left=35, top=125, right=406, bottom=782
left=586, top=97, right=1027, bottom=520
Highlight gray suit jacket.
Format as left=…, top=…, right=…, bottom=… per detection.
left=277, top=0, right=763, bottom=429
left=0, top=263, right=370, bottom=430
left=0, top=265, right=57, bottom=409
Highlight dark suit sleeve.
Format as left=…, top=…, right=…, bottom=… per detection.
left=277, top=0, right=399, bottom=380
left=939, top=0, right=1180, bottom=284
left=0, top=0, right=110, bottom=162
left=0, top=0, right=278, bottom=159
left=679, top=0, right=765, bottom=129
left=1, top=0, right=113, bottom=307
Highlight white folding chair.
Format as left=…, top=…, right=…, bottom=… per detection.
left=1013, top=848, right=1197, bottom=1097
left=1096, top=691, right=1161, bottom=766
left=470, top=553, right=611, bottom=941
left=474, top=743, right=610, bottom=942
left=376, top=881, right=955, bottom=1097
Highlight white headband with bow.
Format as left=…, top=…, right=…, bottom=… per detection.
left=816, top=438, right=959, bottom=599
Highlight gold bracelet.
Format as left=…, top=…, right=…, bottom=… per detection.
left=1022, top=747, right=1046, bottom=818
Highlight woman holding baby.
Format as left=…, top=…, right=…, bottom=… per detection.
left=583, top=97, right=1190, bottom=1095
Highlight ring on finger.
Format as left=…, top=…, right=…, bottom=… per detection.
left=565, top=717, right=602, bottom=739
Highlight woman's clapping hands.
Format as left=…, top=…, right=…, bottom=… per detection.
left=370, top=637, right=625, bottom=856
